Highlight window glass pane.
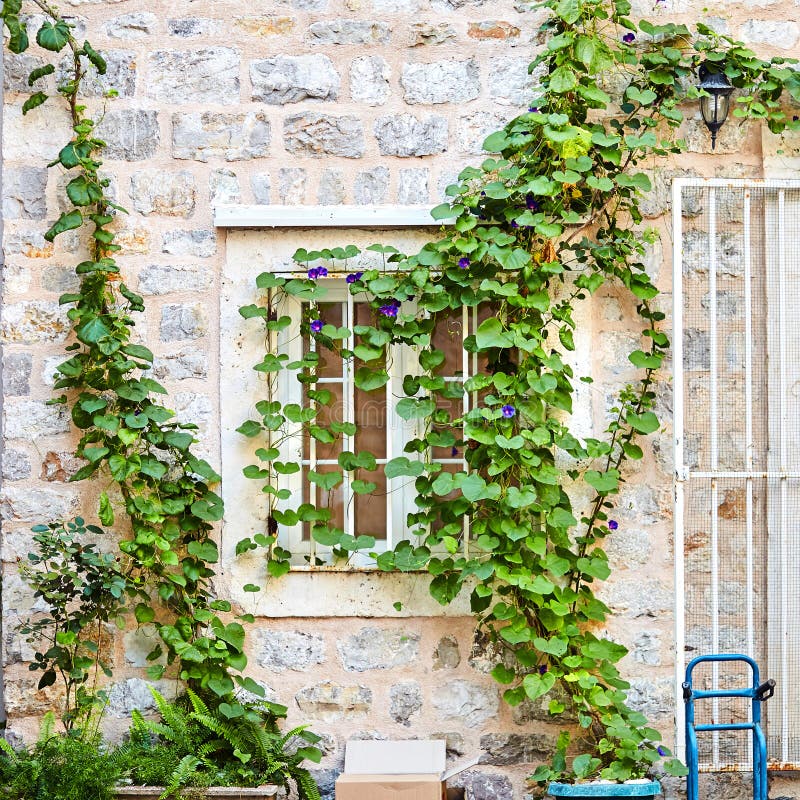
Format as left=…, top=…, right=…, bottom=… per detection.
left=354, top=468, right=387, bottom=540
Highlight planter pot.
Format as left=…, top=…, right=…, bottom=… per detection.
left=116, top=787, right=285, bottom=800
left=547, top=781, right=661, bottom=799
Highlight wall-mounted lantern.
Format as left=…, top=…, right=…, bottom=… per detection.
left=697, top=64, right=734, bottom=150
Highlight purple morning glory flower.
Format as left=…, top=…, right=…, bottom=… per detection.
left=526, top=194, right=540, bottom=211
left=451, top=446, right=459, bottom=457
left=379, top=300, right=400, bottom=318
left=528, top=106, right=539, bottom=113
left=307, top=266, right=328, bottom=280
left=511, top=220, right=519, bottom=229
left=657, top=746, right=667, bottom=757
left=609, top=520, right=619, bottom=530
left=501, top=404, right=516, bottom=418
left=794, top=116, right=799, bottom=122
left=458, top=257, right=471, bottom=269
left=310, top=319, right=323, bottom=333
left=622, top=32, right=635, bottom=43
left=538, top=664, right=548, bottom=674
left=346, top=271, right=364, bottom=284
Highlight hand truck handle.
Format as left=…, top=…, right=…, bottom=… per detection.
left=682, top=681, right=692, bottom=701
left=755, top=679, right=776, bottom=701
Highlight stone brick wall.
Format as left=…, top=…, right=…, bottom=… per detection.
left=3, top=0, right=800, bottom=797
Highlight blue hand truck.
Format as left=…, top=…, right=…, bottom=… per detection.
left=682, top=654, right=775, bottom=800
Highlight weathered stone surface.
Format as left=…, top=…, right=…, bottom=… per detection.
left=431, top=680, right=499, bottom=728
left=389, top=681, right=423, bottom=726
left=373, top=0, right=418, bottom=10
left=318, top=169, right=345, bottom=204
left=3, top=167, right=47, bottom=220
left=251, top=55, right=339, bottom=104
left=5, top=231, right=53, bottom=259
left=251, top=173, right=272, bottom=204
left=295, top=682, right=372, bottom=721
left=350, top=56, right=390, bottom=106
left=310, top=769, right=337, bottom=800
left=603, top=524, right=652, bottom=569
left=487, top=56, right=534, bottom=105
left=601, top=578, right=672, bottom=617
left=123, top=625, right=163, bottom=668
left=431, top=731, right=466, bottom=756
left=408, top=22, right=456, bottom=46
left=308, top=19, right=390, bottom=44
left=397, top=168, right=428, bottom=204
left=148, top=48, right=240, bottom=104
left=168, top=17, right=224, bottom=37
left=103, top=12, right=157, bottom=38
left=58, top=49, right=136, bottom=97
left=138, top=263, right=212, bottom=295
left=601, top=330, right=642, bottom=375
left=131, top=170, right=196, bottom=217
left=284, top=113, right=365, bottom=158
left=511, top=683, right=576, bottom=725
left=254, top=630, right=326, bottom=672
left=739, top=19, right=799, bottom=49
left=632, top=630, right=662, bottom=666
left=3, top=450, right=32, bottom=481
left=172, top=112, right=270, bottom=162
left=162, top=229, right=216, bottom=258
left=457, top=111, right=512, bottom=154
left=236, top=15, right=296, bottom=36
left=41, top=354, right=66, bottom=386
left=354, top=167, right=389, bottom=204
left=106, top=678, right=177, bottom=717
left=683, top=328, right=709, bottom=370
left=479, top=732, right=558, bottom=765
left=3, top=352, right=32, bottom=396
left=374, top=114, right=447, bottom=157
left=3, top=399, right=70, bottom=440
left=95, top=109, right=160, bottom=161
left=468, top=629, right=514, bottom=674
left=160, top=303, right=208, bottom=341
left=1, top=301, right=70, bottom=344
left=468, top=20, right=520, bottom=39
left=278, top=168, right=307, bottom=204
left=3, top=263, right=31, bottom=295
left=433, top=634, right=461, bottom=669
left=682, top=230, right=743, bottom=277
left=683, top=116, right=748, bottom=154
left=40, top=451, right=85, bottom=481
left=1, top=486, right=77, bottom=523
left=153, top=349, right=209, bottom=381
left=338, top=627, right=420, bottom=671
left=210, top=169, right=241, bottom=204
left=114, top=225, right=152, bottom=255
left=626, top=677, right=672, bottom=718
left=401, top=59, right=479, bottom=104
left=638, top=168, right=701, bottom=218
left=173, top=392, right=213, bottom=429
left=448, top=770, right=513, bottom=800
left=4, top=53, right=48, bottom=93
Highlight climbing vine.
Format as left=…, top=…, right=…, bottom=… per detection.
left=235, top=0, right=800, bottom=787
left=0, top=0, right=264, bottom=717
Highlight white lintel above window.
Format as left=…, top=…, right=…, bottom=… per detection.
left=213, top=204, right=451, bottom=229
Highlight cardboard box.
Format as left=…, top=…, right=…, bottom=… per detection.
left=335, top=740, right=478, bottom=800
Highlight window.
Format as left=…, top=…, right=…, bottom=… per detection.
left=268, top=280, right=494, bottom=567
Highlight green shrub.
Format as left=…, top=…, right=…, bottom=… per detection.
left=0, top=713, right=120, bottom=800
left=115, top=689, right=322, bottom=800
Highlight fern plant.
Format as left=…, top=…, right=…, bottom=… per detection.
left=116, top=688, right=322, bottom=800
left=0, top=712, right=120, bottom=800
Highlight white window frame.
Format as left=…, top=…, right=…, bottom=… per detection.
left=217, top=206, right=473, bottom=617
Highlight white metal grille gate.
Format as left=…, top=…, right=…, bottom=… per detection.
left=674, top=178, right=800, bottom=770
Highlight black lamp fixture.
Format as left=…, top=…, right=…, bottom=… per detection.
left=697, top=63, right=734, bottom=150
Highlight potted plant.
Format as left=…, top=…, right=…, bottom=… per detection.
left=113, top=688, right=321, bottom=800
